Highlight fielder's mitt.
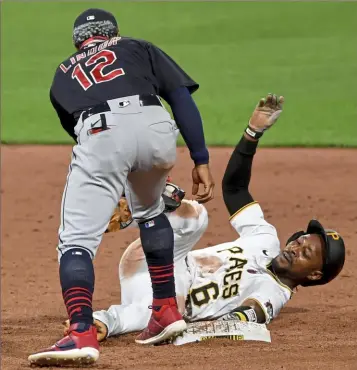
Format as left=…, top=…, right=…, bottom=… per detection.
left=106, top=198, right=134, bottom=233
left=105, top=182, right=186, bottom=233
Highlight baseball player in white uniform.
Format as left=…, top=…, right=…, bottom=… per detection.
left=64, top=94, right=346, bottom=342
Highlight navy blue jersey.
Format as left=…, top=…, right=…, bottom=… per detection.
left=50, top=36, right=199, bottom=140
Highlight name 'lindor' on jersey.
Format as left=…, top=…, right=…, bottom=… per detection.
left=59, top=37, right=122, bottom=74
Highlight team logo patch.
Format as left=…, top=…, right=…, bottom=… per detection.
left=144, top=220, right=155, bottom=228
left=247, top=269, right=257, bottom=274
left=118, top=100, right=130, bottom=108
left=265, top=301, right=274, bottom=320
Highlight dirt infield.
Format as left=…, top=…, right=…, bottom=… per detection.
left=1, top=145, right=357, bottom=370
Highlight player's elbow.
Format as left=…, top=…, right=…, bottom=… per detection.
left=221, top=170, right=234, bottom=193
left=221, top=170, right=245, bottom=196
left=222, top=189, right=254, bottom=217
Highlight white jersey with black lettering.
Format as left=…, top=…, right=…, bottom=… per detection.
left=185, top=202, right=292, bottom=323
left=93, top=201, right=292, bottom=337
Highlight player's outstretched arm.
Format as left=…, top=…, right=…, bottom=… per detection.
left=146, top=43, right=214, bottom=203
left=222, top=94, right=284, bottom=217
left=165, top=87, right=215, bottom=204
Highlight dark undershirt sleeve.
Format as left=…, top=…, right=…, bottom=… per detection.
left=147, top=43, right=199, bottom=98
left=49, top=90, right=77, bottom=143
left=222, top=135, right=259, bottom=216
left=165, top=87, right=209, bottom=165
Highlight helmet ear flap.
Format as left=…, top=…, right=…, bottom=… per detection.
left=286, top=231, right=305, bottom=246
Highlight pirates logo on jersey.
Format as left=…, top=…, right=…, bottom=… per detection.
left=265, top=301, right=273, bottom=320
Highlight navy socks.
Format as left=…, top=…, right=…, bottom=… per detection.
left=139, top=213, right=175, bottom=299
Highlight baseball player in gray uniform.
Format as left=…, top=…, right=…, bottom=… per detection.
left=29, top=8, right=214, bottom=367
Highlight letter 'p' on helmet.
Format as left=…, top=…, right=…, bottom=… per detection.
left=286, top=219, right=345, bottom=287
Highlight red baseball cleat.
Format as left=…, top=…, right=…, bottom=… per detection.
left=135, top=297, right=187, bottom=345
left=28, top=323, right=99, bottom=366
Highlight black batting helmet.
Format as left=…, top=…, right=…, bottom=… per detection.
left=72, top=8, right=119, bottom=49
left=286, top=219, right=345, bottom=287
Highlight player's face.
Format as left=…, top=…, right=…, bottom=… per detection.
left=272, top=234, right=324, bottom=282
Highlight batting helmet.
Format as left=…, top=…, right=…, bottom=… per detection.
left=286, top=219, right=345, bottom=287
left=73, top=8, right=119, bottom=49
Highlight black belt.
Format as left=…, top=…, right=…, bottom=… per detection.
left=81, top=94, right=162, bottom=121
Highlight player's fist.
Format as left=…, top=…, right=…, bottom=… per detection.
left=248, top=93, right=284, bottom=134
left=192, top=164, right=215, bottom=204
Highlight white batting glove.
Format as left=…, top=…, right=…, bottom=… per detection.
left=245, top=93, right=284, bottom=139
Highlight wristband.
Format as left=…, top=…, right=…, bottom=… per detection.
left=220, top=306, right=258, bottom=323
left=245, top=124, right=263, bottom=140
left=232, top=306, right=258, bottom=322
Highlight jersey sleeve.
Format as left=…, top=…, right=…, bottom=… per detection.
left=49, top=89, right=78, bottom=142
left=230, top=202, right=277, bottom=238
left=229, top=201, right=280, bottom=255
left=147, top=43, right=199, bottom=98
left=245, top=281, right=291, bottom=324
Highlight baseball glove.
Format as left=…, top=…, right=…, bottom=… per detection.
left=105, top=182, right=186, bottom=233
left=106, top=198, right=133, bottom=233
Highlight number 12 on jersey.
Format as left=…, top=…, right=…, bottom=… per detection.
left=72, top=49, right=125, bottom=91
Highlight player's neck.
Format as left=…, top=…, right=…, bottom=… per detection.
left=268, top=265, right=297, bottom=290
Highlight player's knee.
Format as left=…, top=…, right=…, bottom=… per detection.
left=59, top=247, right=95, bottom=291
left=57, top=244, right=96, bottom=264
left=138, top=213, right=174, bottom=253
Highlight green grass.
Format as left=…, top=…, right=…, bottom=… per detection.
left=1, top=1, right=357, bottom=146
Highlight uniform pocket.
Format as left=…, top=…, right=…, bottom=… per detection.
left=149, top=120, right=177, bottom=134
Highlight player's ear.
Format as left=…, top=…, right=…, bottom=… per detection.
left=306, top=270, right=323, bottom=282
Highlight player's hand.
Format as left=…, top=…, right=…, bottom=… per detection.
left=192, top=164, right=215, bottom=203
left=249, top=93, right=284, bottom=133
left=62, top=319, right=108, bottom=342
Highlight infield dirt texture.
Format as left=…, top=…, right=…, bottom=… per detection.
left=2, top=146, right=357, bottom=369
left=1, top=1, right=357, bottom=370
